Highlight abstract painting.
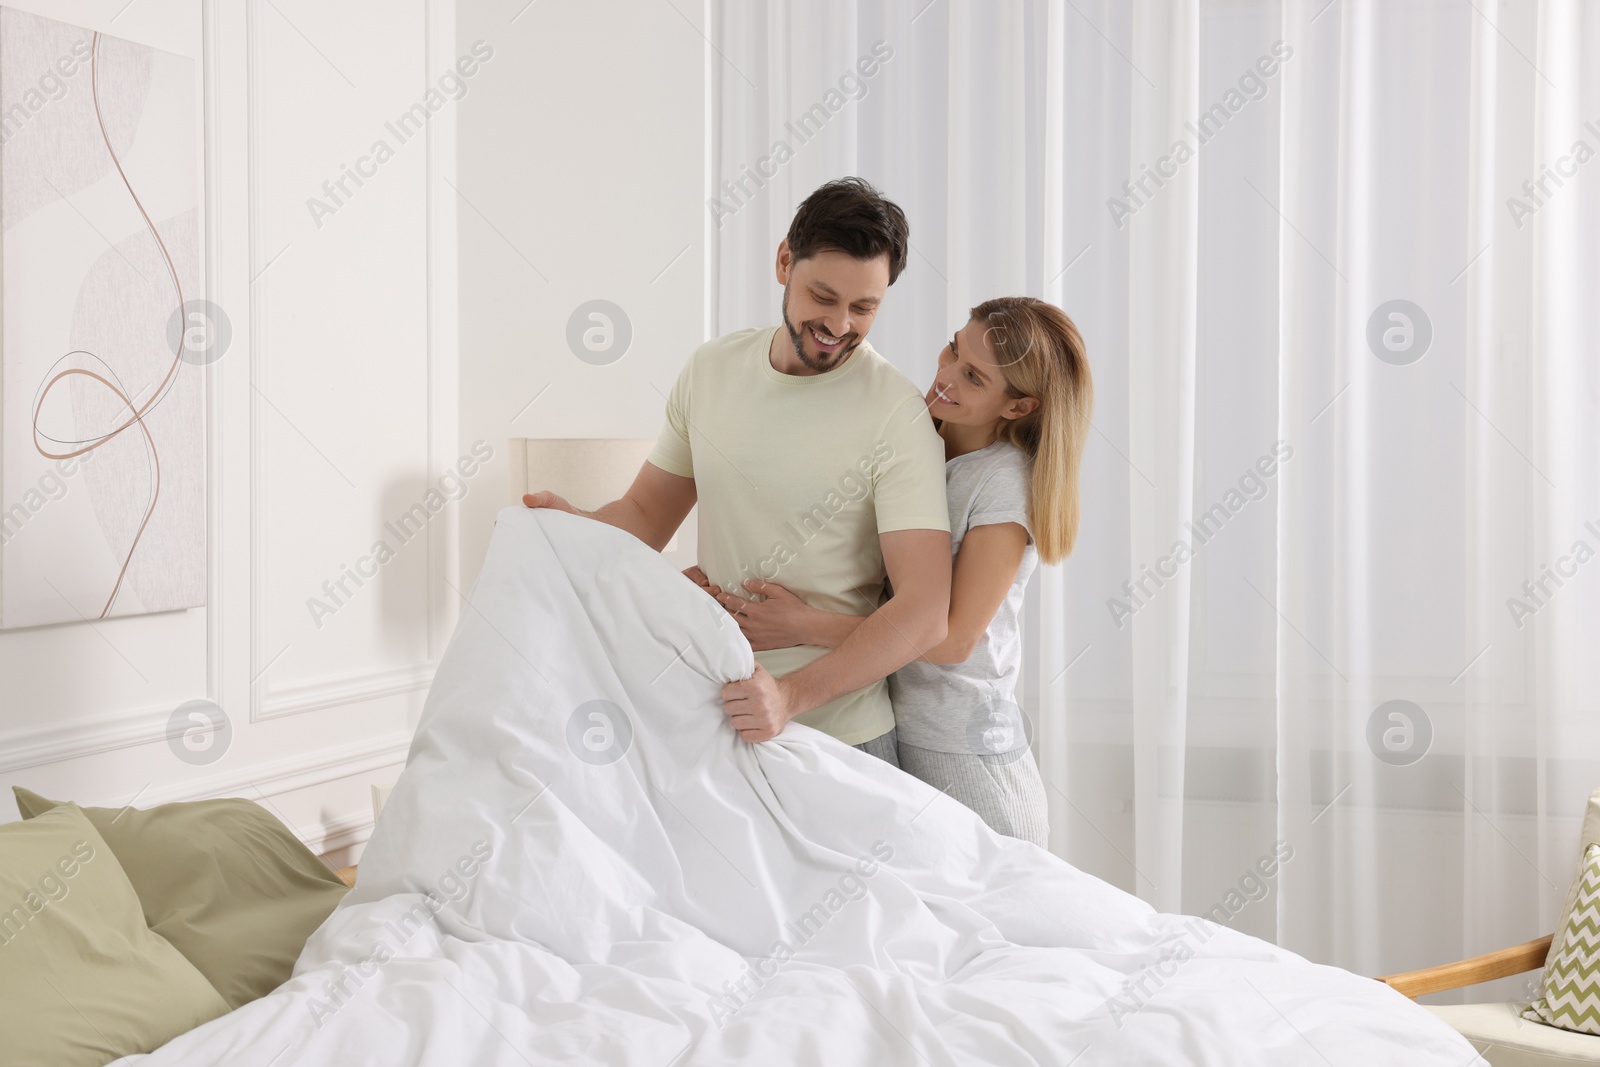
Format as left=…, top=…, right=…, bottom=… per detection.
left=0, top=7, right=202, bottom=629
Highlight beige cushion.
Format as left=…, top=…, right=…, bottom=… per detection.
left=1549, top=791, right=1600, bottom=970
left=1527, top=842, right=1600, bottom=1033
left=1428, top=1002, right=1600, bottom=1066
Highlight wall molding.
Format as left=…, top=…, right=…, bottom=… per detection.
left=0, top=700, right=178, bottom=777
left=245, top=0, right=268, bottom=722
left=246, top=0, right=454, bottom=724
left=308, top=806, right=379, bottom=857
left=140, top=728, right=412, bottom=807
left=1, top=705, right=411, bottom=791
left=145, top=730, right=411, bottom=856
left=11, top=728, right=407, bottom=858
left=259, top=662, right=435, bottom=721
left=424, top=0, right=462, bottom=665
left=0, top=663, right=429, bottom=775
left=5, top=719, right=407, bottom=858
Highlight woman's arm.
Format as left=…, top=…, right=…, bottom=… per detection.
left=720, top=521, right=1027, bottom=662
left=716, top=579, right=866, bottom=650
left=917, top=522, right=1028, bottom=664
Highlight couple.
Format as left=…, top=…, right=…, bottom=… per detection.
left=524, top=177, right=1091, bottom=848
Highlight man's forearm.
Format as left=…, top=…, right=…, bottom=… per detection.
left=779, top=594, right=945, bottom=717
left=804, top=609, right=865, bottom=649
left=528, top=463, right=693, bottom=553
left=584, top=497, right=671, bottom=550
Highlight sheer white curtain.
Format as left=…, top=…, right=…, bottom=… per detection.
left=708, top=0, right=1600, bottom=988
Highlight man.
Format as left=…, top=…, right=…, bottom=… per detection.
left=524, top=177, right=950, bottom=763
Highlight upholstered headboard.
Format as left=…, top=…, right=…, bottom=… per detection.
left=506, top=438, right=697, bottom=570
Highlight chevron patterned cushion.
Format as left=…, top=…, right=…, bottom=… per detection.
left=1526, top=841, right=1600, bottom=1035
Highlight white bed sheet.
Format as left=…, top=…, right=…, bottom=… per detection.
left=118, top=507, right=1482, bottom=1065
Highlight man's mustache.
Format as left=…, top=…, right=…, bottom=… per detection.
left=798, top=320, right=857, bottom=349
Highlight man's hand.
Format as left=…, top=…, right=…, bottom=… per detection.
left=522, top=490, right=586, bottom=517
left=721, top=663, right=793, bottom=743
left=683, top=565, right=723, bottom=602
left=716, top=579, right=825, bottom=651
left=765, top=528, right=950, bottom=721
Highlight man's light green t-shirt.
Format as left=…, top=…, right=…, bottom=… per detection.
left=647, top=326, right=950, bottom=745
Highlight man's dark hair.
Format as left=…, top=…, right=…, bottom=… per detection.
left=785, top=177, right=910, bottom=285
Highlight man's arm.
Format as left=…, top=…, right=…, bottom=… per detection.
left=523, top=461, right=695, bottom=552
left=720, top=528, right=951, bottom=743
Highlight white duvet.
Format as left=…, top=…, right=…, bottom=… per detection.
left=121, top=508, right=1481, bottom=1065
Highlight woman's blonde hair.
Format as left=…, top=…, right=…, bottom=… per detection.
left=969, top=296, right=1093, bottom=564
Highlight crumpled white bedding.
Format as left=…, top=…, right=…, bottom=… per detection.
left=119, top=507, right=1482, bottom=1065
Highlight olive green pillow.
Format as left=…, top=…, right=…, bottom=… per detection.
left=0, top=804, right=229, bottom=1066
left=14, top=788, right=349, bottom=1010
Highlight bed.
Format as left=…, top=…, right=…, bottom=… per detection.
left=105, top=507, right=1481, bottom=1065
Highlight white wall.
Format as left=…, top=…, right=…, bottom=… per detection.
left=0, top=0, right=468, bottom=868
left=456, top=0, right=708, bottom=593
left=0, top=0, right=709, bottom=866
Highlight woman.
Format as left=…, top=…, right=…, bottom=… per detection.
left=716, top=297, right=1093, bottom=846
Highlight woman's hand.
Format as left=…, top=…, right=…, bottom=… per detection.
left=683, top=565, right=723, bottom=601
left=716, top=579, right=831, bottom=651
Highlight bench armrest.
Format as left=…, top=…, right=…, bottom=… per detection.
left=1377, top=935, right=1553, bottom=999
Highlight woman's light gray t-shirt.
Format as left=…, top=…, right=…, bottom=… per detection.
left=889, top=440, right=1037, bottom=754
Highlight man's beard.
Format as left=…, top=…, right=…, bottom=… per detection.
left=781, top=286, right=859, bottom=372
